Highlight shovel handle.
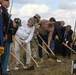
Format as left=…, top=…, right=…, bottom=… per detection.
left=14, top=36, right=40, bottom=67
left=37, top=34, right=55, bottom=55
left=10, top=52, right=26, bottom=69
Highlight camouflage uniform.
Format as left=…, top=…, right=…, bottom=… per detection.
left=31, top=23, right=39, bottom=58
left=31, top=14, right=41, bottom=59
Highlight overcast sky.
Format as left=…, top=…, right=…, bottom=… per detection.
left=9, top=0, right=76, bottom=31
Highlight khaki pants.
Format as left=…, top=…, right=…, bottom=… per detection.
left=14, top=35, right=31, bottom=65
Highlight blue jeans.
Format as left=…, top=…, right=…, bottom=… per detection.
left=2, top=42, right=10, bottom=74
left=50, top=40, right=55, bottom=52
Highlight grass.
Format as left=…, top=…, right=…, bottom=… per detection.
left=9, top=38, right=76, bottom=75
left=8, top=52, right=76, bottom=75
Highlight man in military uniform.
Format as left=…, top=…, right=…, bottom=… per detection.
left=0, top=4, right=4, bottom=47
left=0, top=0, right=18, bottom=75
left=31, top=14, right=41, bottom=59
left=0, top=0, right=10, bottom=75
left=0, top=5, right=4, bottom=75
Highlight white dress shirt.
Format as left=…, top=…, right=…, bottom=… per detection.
left=16, top=23, right=35, bottom=43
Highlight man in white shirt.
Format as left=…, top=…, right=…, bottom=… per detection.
left=14, top=17, right=36, bottom=70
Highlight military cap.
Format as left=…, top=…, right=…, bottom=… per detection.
left=14, top=18, right=21, bottom=26
left=28, top=17, right=36, bottom=25
left=34, top=14, right=41, bottom=21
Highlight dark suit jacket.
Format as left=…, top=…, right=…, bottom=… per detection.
left=62, top=27, right=73, bottom=44
left=1, top=6, right=14, bottom=43
left=0, top=6, right=9, bottom=37
left=0, top=8, right=4, bottom=46
left=52, top=21, right=63, bottom=42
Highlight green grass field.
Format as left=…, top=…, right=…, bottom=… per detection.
left=8, top=36, right=76, bottom=75
left=8, top=52, right=76, bottom=75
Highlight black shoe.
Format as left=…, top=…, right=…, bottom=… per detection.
left=25, top=65, right=34, bottom=70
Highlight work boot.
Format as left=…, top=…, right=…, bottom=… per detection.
left=25, top=65, right=34, bottom=70
left=47, top=57, right=53, bottom=62
left=39, top=58, right=44, bottom=63
left=25, top=64, right=34, bottom=70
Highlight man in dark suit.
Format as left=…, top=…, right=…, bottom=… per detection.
left=51, top=21, right=65, bottom=55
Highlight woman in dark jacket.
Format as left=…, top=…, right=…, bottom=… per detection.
left=62, top=25, right=73, bottom=59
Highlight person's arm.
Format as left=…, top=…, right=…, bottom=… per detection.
left=24, top=26, right=35, bottom=43
left=67, top=30, right=73, bottom=44
left=48, top=26, right=54, bottom=46
left=57, top=27, right=64, bottom=43
left=1, top=6, right=9, bottom=41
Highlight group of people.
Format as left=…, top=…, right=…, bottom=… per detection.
left=0, top=0, right=76, bottom=75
